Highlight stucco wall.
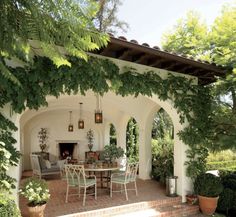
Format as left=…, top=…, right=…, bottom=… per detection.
left=22, top=110, right=104, bottom=170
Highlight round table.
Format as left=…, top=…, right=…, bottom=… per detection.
left=84, top=166, right=121, bottom=188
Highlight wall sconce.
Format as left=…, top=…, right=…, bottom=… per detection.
left=78, top=102, right=84, bottom=129
left=68, top=111, right=73, bottom=132
left=95, top=94, right=103, bottom=124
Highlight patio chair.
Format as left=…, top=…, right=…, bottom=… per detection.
left=30, top=154, right=61, bottom=179
left=110, top=162, right=139, bottom=200
left=65, top=164, right=97, bottom=206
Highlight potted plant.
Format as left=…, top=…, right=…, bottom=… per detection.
left=86, top=129, right=94, bottom=151
left=103, top=144, right=124, bottom=166
left=19, top=177, right=50, bottom=217
left=38, top=128, right=48, bottom=152
left=194, top=173, right=223, bottom=215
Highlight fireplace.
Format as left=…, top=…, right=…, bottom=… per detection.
left=59, top=143, right=77, bottom=159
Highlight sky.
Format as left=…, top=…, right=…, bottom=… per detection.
left=117, top=0, right=235, bottom=47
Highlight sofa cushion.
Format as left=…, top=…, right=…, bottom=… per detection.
left=42, top=167, right=60, bottom=173
left=45, top=160, right=51, bottom=169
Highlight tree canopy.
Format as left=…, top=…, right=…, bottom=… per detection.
left=0, top=0, right=109, bottom=84
left=162, top=4, right=236, bottom=151
left=93, top=0, right=129, bottom=34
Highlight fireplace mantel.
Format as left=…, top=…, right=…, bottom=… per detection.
left=56, top=140, right=80, bottom=144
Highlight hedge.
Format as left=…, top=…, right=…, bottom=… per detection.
left=206, top=160, right=236, bottom=170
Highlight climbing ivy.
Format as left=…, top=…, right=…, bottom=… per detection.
left=0, top=55, right=212, bottom=191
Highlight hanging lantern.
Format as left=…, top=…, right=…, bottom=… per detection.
left=95, top=94, right=103, bottom=124
left=78, top=102, right=84, bottom=129
left=68, top=111, right=73, bottom=132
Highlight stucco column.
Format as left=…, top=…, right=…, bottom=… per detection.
left=103, top=122, right=110, bottom=147
left=116, top=115, right=129, bottom=168
left=138, top=127, right=152, bottom=180
left=174, top=123, right=192, bottom=202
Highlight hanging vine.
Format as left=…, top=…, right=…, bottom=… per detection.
left=0, top=55, right=213, bottom=191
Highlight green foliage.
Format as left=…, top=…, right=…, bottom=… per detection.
left=94, top=0, right=129, bottom=34
left=218, top=188, right=234, bottom=212
left=103, top=143, right=124, bottom=163
left=0, top=139, right=20, bottom=191
left=0, top=0, right=109, bottom=83
left=151, top=138, right=174, bottom=183
left=19, top=177, right=50, bottom=206
left=0, top=193, right=21, bottom=217
left=162, top=11, right=209, bottom=60
left=207, top=160, right=236, bottom=170
left=207, top=150, right=236, bottom=162
left=162, top=3, right=236, bottom=152
left=126, top=118, right=139, bottom=163
left=194, top=173, right=223, bottom=197
left=109, top=123, right=117, bottom=145
left=217, top=172, right=236, bottom=214
left=152, top=108, right=173, bottom=140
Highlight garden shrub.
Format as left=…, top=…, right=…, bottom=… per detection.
left=0, top=193, right=21, bottom=217
left=207, top=150, right=236, bottom=162
left=151, top=137, right=173, bottom=183
left=207, top=160, right=236, bottom=170
left=217, top=171, right=236, bottom=216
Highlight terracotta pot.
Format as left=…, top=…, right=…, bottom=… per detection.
left=198, top=195, right=219, bottom=215
left=186, top=194, right=198, bottom=205
left=28, top=203, right=46, bottom=217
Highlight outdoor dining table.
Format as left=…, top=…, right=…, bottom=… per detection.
left=84, top=165, right=121, bottom=188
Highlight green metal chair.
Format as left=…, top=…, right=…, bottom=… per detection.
left=65, top=164, right=97, bottom=206
left=110, top=162, right=139, bottom=200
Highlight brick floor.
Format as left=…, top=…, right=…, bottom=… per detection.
left=19, top=171, right=199, bottom=217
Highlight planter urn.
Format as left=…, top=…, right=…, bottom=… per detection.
left=198, top=195, right=219, bottom=215
left=28, top=204, right=46, bottom=217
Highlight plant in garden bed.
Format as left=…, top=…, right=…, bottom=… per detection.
left=0, top=192, right=21, bottom=217
left=151, top=138, right=174, bottom=184
left=217, top=172, right=236, bottom=216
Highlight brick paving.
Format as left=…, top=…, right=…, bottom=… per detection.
left=19, top=171, right=200, bottom=217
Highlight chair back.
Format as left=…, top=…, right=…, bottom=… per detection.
left=30, top=154, right=42, bottom=176
left=126, top=162, right=139, bottom=181
left=74, top=165, right=86, bottom=185
left=65, top=164, right=86, bottom=185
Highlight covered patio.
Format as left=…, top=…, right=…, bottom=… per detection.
left=2, top=36, right=225, bottom=217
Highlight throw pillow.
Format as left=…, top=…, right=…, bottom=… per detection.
left=45, top=160, right=51, bottom=169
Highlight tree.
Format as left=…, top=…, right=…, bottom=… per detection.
left=162, top=11, right=209, bottom=60
left=162, top=5, right=236, bottom=151
left=0, top=0, right=109, bottom=84
left=93, top=0, right=129, bottom=34
left=152, top=108, right=174, bottom=140
left=126, top=118, right=139, bottom=162
left=109, top=123, right=117, bottom=145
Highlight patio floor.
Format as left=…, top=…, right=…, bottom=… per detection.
left=19, top=171, right=200, bottom=217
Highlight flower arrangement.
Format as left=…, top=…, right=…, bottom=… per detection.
left=19, top=178, right=50, bottom=207
left=38, top=128, right=48, bottom=152
left=86, top=129, right=94, bottom=151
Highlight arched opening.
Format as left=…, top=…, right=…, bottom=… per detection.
left=151, top=108, right=174, bottom=183
left=126, top=117, right=139, bottom=163
left=109, top=123, right=117, bottom=145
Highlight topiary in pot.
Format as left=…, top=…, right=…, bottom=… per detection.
left=103, top=144, right=124, bottom=165
left=194, top=173, right=223, bottom=215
